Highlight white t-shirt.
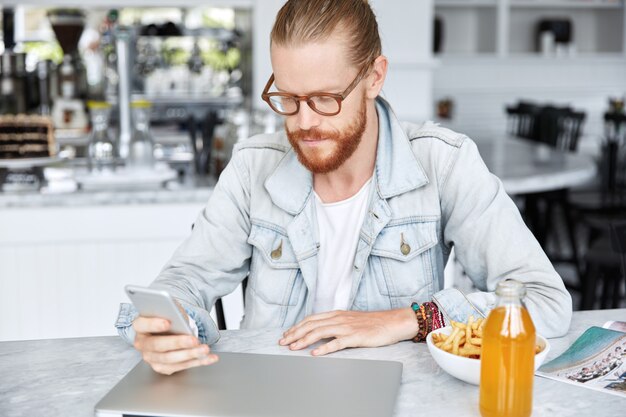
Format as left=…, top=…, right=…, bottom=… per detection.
left=312, top=178, right=373, bottom=314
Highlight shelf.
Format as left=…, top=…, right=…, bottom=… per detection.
left=436, top=53, right=500, bottom=60
left=2, top=0, right=254, bottom=8
left=510, top=0, right=623, bottom=9
left=434, top=0, right=623, bottom=9
left=438, top=52, right=626, bottom=64
left=435, top=0, right=497, bottom=7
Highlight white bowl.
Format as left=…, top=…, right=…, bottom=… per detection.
left=426, top=326, right=550, bottom=385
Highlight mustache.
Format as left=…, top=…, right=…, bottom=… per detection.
left=286, top=128, right=337, bottom=141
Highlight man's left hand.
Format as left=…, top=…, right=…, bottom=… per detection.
left=278, top=308, right=419, bottom=356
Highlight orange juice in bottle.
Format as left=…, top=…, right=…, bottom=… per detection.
left=479, top=280, right=536, bottom=417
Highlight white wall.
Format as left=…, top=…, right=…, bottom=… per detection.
left=373, top=0, right=435, bottom=122
left=0, top=203, right=245, bottom=341
left=252, top=0, right=285, bottom=109
left=433, top=56, right=626, bottom=154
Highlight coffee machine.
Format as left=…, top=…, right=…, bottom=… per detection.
left=48, top=9, right=88, bottom=135
left=0, top=8, right=28, bottom=115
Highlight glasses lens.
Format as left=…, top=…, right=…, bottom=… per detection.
left=309, top=96, right=340, bottom=115
left=269, top=96, right=298, bottom=114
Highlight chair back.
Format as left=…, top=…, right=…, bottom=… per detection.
left=610, top=222, right=626, bottom=254
left=604, top=112, right=626, bottom=143
left=505, top=101, right=586, bottom=152
left=506, top=101, right=541, bottom=140
left=610, top=222, right=626, bottom=299
left=536, top=106, right=585, bottom=152
left=601, top=113, right=626, bottom=195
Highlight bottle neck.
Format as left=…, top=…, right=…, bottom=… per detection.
left=494, top=279, right=527, bottom=309
left=132, top=108, right=150, bottom=132
left=495, top=294, right=525, bottom=309
left=91, top=113, right=109, bottom=132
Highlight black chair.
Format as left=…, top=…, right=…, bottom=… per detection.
left=506, top=101, right=585, bottom=151
left=213, top=278, right=248, bottom=330
left=535, top=106, right=585, bottom=151
left=506, top=101, right=587, bottom=280
left=506, top=101, right=541, bottom=140
left=580, top=221, right=626, bottom=309
left=568, top=112, right=626, bottom=215
left=567, top=112, right=626, bottom=302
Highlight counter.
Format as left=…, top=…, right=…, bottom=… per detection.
left=0, top=176, right=214, bottom=209
left=1, top=309, right=624, bottom=417
left=0, top=176, right=217, bottom=341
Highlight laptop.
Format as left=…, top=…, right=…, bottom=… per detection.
left=95, top=352, right=402, bottom=417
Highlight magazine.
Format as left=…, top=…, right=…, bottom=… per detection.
left=537, top=321, right=626, bottom=398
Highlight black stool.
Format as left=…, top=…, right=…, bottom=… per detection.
left=580, top=222, right=626, bottom=310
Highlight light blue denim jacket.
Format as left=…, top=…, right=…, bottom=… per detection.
left=116, top=97, right=572, bottom=345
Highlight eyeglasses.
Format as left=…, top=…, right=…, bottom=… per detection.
left=261, top=64, right=370, bottom=116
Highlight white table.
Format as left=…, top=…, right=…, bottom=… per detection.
left=475, top=137, right=597, bottom=195
left=0, top=309, right=624, bottom=417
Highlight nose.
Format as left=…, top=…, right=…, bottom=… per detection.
left=294, top=101, right=321, bottom=131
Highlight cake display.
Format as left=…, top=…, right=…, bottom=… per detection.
left=0, top=115, right=56, bottom=159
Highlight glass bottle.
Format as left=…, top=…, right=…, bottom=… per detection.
left=128, top=100, right=155, bottom=170
left=59, top=55, right=77, bottom=99
left=479, top=280, right=536, bottom=417
left=87, top=101, right=116, bottom=173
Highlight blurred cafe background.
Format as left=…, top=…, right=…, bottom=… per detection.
left=0, top=0, right=625, bottom=342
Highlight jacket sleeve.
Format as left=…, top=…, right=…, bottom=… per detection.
left=115, top=148, right=253, bottom=345
left=432, top=137, right=572, bottom=338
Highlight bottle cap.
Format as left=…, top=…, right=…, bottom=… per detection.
left=495, top=279, right=526, bottom=298
left=87, top=100, right=111, bottom=110
left=131, top=99, right=152, bottom=109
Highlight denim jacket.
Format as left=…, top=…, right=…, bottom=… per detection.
left=116, top=97, right=572, bottom=345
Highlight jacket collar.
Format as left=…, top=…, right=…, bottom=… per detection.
left=265, top=97, right=429, bottom=215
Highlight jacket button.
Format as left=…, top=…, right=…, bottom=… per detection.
left=401, top=243, right=411, bottom=256
left=271, top=240, right=283, bottom=260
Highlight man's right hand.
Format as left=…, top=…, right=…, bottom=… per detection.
left=132, top=316, right=219, bottom=375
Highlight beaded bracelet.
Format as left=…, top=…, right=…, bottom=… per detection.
left=411, top=301, right=446, bottom=343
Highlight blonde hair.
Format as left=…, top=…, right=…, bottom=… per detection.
left=270, top=0, right=382, bottom=70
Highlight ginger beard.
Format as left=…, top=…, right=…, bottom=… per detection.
left=286, top=94, right=367, bottom=174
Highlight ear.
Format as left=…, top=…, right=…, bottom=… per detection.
left=364, top=55, right=388, bottom=100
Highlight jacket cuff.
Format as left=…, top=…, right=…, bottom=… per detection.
left=114, top=301, right=221, bottom=346
left=181, top=302, right=221, bottom=345
left=432, top=288, right=486, bottom=324
left=115, top=302, right=139, bottom=345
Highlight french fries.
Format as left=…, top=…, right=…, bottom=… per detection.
left=431, top=316, right=544, bottom=359
left=432, top=316, right=485, bottom=359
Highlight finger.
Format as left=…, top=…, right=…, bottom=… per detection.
left=289, top=325, right=347, bottom=351
left=150, top=354, right=219, bottom=375
left=133, top=316, right=171, bottom=334
left=280, top=317, right=341, bottom=346
left=143, top=344, right=213, bottom=365
left=312, top=337, right=351, bottom=356
left=283, top=310, right=343, bottom=335
left=136, top=333, right=199, bottom=353
left=281, top=310, right=346, bottom=341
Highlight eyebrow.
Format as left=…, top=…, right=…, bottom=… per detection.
left=274, top=82, right=343, bottom=95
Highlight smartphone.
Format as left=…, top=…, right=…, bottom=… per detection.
left=125, top=285, right=193, bottom=335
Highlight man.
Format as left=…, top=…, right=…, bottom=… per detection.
left=117, top=0, right=572, bottom=375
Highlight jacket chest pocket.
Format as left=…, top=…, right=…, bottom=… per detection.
left=247, top=223, right=300, bottom=306
left=370, top=219, right=439, bottom=298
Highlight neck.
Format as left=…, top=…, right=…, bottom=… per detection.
left=313, top=100, right=378, bottom=203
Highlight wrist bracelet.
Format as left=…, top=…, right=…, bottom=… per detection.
left=411, top=302, right=427, bottom=343
left=411, top=301, right=444, bottom=343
